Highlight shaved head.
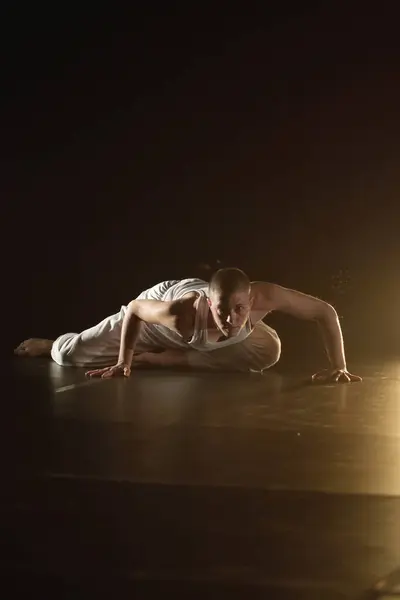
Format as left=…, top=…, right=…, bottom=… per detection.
left=208, top=268, right=252, bottom=338
left=209, top=268, right=251, bottom=296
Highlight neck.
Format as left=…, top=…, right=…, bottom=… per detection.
left=203, top=297, right=219, bottom=331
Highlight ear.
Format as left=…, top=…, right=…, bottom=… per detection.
left=207, top=297, right=212, bottom=307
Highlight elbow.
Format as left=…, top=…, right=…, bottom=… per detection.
left=127, top=300, right=140, bottom=317
left=319, top=302, right=339, bottom=325
left=126, top=301, right=146, bottom=328
left=127, top=300, right=136, bottom=311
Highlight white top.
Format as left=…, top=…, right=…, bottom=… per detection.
left=136, top=278, right=253, bottom=352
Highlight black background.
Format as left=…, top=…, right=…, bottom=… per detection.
left=3, top=3, right=399, bottom=361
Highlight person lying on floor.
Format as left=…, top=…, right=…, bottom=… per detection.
left=14, top=267, right=362, bottom=383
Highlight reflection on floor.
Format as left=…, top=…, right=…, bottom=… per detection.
left=3, top=357, right=400, bottom=598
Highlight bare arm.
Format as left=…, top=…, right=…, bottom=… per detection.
left=255, top=283, right=346, bottom=370
left=86, top=298, right=188, bottom=378
left=118, top=299, right=180, bottom=367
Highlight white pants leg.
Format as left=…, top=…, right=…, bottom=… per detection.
left=51, top=306, right=127, bottom=367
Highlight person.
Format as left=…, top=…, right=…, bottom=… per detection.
left=14, top=267, right=362, bottom=383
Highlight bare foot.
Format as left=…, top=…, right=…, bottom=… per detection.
left=14, top=338, right=54, bottom=357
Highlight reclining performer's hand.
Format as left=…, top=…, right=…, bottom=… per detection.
left=86, top=363, right=131, bottom=378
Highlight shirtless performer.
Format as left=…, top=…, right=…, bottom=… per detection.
left=14, top=268, right=362, bottom=383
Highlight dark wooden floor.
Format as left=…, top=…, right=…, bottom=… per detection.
left=3, top=356, right=400, bottom=598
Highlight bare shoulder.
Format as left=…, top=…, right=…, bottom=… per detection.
left=250, top=281, right=275, bottom=306
left=179, top=291, right=199, bottom=303
left=250, top=281, right=334, bottom=321
left=249, top=281, right=277, bottom=322
left=171, top=292, right=198, bottom=314
left=170, top=292, right=198, bottom=337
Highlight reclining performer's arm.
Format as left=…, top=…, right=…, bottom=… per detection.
left=86, top=298, right=185, bottom=378
left=118, top=299, right=179, bottom=365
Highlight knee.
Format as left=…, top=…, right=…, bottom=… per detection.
left=250, top=334, right=281, bottom=373
left=51, top=334, right=81, bottom=366
left=267, top=334, right=281, bottom=368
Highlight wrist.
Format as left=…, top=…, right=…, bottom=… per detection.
left=118, top=350, right=133, bottom=367
left=331, top=363, right=346, bottom=371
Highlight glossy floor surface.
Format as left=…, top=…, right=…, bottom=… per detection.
left=3, top=357, right=400, bottom=598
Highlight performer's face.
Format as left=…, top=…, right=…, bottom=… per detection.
left=208, top=289, right=253, bottom=338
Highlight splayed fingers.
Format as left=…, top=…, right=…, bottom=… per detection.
left=312, top=368, right=362, bottom=384
left=85, top=363, right=131, bottom=379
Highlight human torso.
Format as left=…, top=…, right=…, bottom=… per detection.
left=134, top=278, right=256, bottom=352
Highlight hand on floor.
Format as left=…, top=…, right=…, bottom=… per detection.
left=311, top=368, right=362, bottom=384
left=85, top=363, right=131, bottom=378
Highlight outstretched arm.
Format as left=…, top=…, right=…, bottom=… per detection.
left=254, top=283, right=361, bottom=383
